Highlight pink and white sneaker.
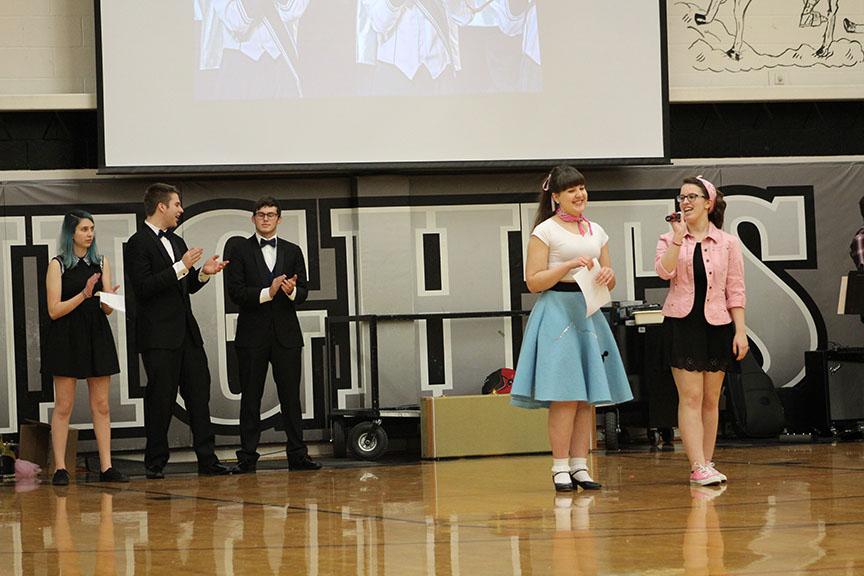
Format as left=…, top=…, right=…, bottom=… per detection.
left=689, top=464, right=723, bottom=486
left=707, top=461, right=727, bottom=483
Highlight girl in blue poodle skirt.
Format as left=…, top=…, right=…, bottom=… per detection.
left=511, top=166, right=632, bottom=492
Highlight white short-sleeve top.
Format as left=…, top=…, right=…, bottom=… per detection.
left=532, top=217, right=609, bottom=276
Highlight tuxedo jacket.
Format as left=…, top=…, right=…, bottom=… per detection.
left=126, top=227, right=208, bottom=352
left=226, top=235, right=309, bottom=349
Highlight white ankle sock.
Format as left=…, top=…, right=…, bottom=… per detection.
left=569, top=457, right=593, bottom=482
left=552, top=458, right=571, bottom=485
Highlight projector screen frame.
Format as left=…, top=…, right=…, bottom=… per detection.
left=95, top=0, right=670, bottom=175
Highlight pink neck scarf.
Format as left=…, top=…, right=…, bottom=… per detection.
left=556, top=208, right=593, bottom=236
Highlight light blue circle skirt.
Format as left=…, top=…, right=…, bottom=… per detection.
left=511, top=291, right=634, bottom=409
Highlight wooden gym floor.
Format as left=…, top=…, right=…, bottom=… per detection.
left=1, top=441, right=863, bottom=575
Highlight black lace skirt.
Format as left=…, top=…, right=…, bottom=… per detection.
left=662, top=312, right=737, bottom=373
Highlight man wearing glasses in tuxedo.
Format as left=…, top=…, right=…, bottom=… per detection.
left=226, top=197, right=321, bottom=473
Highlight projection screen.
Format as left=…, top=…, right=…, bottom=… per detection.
left=96, top=1, right=668, bottom=172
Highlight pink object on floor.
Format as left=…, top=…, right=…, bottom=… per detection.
left=14, top=459, right=41, bottom=479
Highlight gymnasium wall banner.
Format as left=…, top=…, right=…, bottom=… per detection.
left=1, top=161, right=859, bottom=448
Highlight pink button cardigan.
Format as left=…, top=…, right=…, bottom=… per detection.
left=654, top=223, right=746, bottom=325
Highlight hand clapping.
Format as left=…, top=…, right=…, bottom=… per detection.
left=269, top=274, right=287, bottom=298
left=281, top=274, right=298, bottom=296
left=201, top=255, right=229, bottom=275
left=82, top=272, right=101, bottom=298
left=182, top=248, right=204, bottom=269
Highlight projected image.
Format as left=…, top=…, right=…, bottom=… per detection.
left=193, top=0, right=542, bottom=100
left=195, top=0, right=310, bottom=99
left=356, top=0, right=541, bottom=95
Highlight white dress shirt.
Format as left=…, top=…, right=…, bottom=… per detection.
left=257, top=234, right=296, bottom=303
left=144, top=221, right=210, bottom=283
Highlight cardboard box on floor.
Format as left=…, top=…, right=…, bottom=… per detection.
left=18, top=420, right=78, bottom=480
left=420, top=394, right=597, bottom=459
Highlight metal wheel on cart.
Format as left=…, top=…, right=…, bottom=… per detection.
left=349, top=420, right=389, bottom=460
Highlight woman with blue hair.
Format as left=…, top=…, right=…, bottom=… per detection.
left=44, top=210, right=127, bottom=485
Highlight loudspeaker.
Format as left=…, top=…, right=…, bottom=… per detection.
left=797, top=350, right=864, bottom=434
left=825, top=357, right=864, bottom=421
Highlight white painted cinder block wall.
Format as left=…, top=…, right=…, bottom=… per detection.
left=0, top=0, right=94, bottom=96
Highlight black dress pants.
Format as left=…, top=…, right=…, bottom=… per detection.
left=235, top=341, right=306, bottom=464
left=142, top=331, right=217, bottom=470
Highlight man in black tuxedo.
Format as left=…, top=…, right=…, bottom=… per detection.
left=226, top=197, right=320, bottom=472
left=127, top=183, right=234, bottom=478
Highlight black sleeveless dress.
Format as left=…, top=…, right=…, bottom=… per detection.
left=43, top=256, right=120, bottom=378
left=663, top=242, right=736, bottom=373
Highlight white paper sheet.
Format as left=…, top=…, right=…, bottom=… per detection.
left=98, top=291, right=126, bottom=313
left=571, top=258, right=611, bottom=317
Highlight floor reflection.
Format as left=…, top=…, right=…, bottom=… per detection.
left=54, top=490, right=117, bottom=576
left=0, top=443, right=862, bottom=575
left=551, top=494, right=597, bottom=575
left=683, top=485, right=727, bottom=575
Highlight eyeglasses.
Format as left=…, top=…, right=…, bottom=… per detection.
left=676, top=193, right=704, bottom=203
left=254, top=211, right=279, bottom=220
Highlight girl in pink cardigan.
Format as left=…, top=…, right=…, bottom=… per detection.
left=655, top=176, right=748, bottom=486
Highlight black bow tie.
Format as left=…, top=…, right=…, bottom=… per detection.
left=158, top=229, right=173, bottom=239
left=260, top=238, right=276, bottom=248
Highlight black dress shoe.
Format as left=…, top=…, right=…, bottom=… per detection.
left=570, top=469, right=602, bottom=490
left=99, top=467, right=130, bottom=483
left=288, top=456, right=322, bottom=471
left=52, top=469, right=71, bottom=486
left=553, top=471, right=574, bottom=492
left=198, top=462, right=236, bottom=476
left=145, top=467, right=164, bottom=480
left=235, top=461, right=257, bottom=474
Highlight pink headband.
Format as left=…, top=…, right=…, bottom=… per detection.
left=695, top=175, right=717, bottom=213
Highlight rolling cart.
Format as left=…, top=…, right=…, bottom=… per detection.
left=325, top=311, right=529, bottom=460
left=600, top=304, right=677, bottom=450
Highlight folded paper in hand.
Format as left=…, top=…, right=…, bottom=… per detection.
left=571, top=258, right=611, bottom=317
left=98, top=291, right=125, bottom=313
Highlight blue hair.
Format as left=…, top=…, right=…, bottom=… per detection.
left=58, top=210, right=101, bottom=271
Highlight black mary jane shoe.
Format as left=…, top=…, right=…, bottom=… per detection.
left=553, top=471, right=574, bottom=492
left=570, top=469, right=602, bottom=490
